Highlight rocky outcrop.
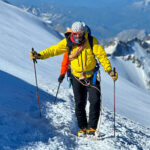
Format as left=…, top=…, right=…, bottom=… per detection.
left=104, top=35, right=150, bottom=90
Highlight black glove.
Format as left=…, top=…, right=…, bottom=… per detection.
left=108, top=70, right=118, bottom=81
left=30, top=51, right=41, bottom=60
left=58, top=74, right=65, bottom=83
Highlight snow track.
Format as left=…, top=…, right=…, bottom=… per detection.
left=19, top=85, right=150, bottom=150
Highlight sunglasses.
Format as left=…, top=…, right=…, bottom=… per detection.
left=73, top=30, right=84, bottom=36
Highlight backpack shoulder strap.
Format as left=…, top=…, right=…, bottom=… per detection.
left=88, top=34, right=93, bottom=50
left=68, top=46, right=72, bottom=55
left=88, top=34, right=100, bottom=66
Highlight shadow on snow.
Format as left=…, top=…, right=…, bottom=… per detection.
left=0, top=70, right=76, bottom=150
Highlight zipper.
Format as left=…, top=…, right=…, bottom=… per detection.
left=81, top=52, right=84, bottom=72
left=85, top=48, right=87, bottom=67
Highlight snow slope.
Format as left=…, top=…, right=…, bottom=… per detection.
left=0, top=1, right=150, bottom=149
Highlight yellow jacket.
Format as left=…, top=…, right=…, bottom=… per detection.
left=39, top=31, right=112, bottom=78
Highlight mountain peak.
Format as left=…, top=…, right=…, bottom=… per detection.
left=105, top=36, right=150, bottom=90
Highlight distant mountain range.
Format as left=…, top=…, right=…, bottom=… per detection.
left=104, top=34, right=150, bottom=90
left=5, top=0, right=150, bottom=43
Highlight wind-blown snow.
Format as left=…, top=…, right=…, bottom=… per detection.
left=0, top=1, right=150, bottom=150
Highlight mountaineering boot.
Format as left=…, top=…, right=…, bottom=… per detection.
left=78, top=128, right=87, bottom=137
left=86, top=128, right=96, bottom=136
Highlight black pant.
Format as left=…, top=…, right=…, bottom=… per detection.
left=71, top=75, right=101, bottom=130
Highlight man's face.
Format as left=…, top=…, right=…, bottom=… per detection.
left=73, top=30, right=84, bottom=43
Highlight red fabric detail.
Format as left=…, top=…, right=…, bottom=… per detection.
left=60, top=52, right=70, bottom=75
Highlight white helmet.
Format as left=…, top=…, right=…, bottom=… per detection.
left=72, top=21, right=85, bottom=33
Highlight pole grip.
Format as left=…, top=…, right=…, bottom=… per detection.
left=32, top=48, right=37, bottom=63
left=113, top=67, right=116, bottom=74
left=32, top=47, right=34, bottom=52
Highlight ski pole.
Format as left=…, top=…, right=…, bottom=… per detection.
left=54, top=82, right=61, bottom=104
left=32, top=48, right=42, bottom=118
left=113, top=67, right=116, bottom=137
